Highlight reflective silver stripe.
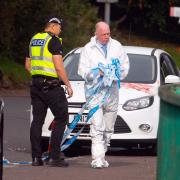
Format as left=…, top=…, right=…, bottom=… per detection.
left=30, top=56, right=52, bottom=62
left=31, top=66, right=56, bottom=73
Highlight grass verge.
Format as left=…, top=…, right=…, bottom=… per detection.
left=0, top=57, right=30, bottom=88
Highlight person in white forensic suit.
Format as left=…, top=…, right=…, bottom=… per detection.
left=78, top=21, right=129, bottom=168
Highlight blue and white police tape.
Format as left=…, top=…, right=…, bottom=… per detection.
left=61, top=58, right=121, bottom=147
left=61, top=84, right=111, bottom=151
left=3, top=157, right=32, bottom=165
left=61, top=79, right=104, bottom=146
left=61, top=104, right=100, bottom=151
left=60, top=59, right=121, bottom=150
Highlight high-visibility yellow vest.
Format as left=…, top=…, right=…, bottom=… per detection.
left=29, top=32, right=62, bottom=78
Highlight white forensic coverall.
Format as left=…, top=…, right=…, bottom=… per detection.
left=78, top=36, right=129, bottom=168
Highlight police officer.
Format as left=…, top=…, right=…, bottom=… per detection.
left=25, top=17, right=73, bottom=167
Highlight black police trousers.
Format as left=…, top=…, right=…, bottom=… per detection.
left=30, top=79, right=68, bottom=160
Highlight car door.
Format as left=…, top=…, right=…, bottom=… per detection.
left=160, top=53, right=179, bottom=84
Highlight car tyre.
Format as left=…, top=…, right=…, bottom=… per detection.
left=151, top=144, right=157, bottom=156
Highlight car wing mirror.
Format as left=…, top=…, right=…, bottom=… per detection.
left=165, top=75, right=180, bottom=84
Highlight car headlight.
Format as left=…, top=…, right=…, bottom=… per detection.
left=122, top=96, right=154, bottom=111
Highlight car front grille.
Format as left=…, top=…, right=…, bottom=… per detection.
left=114, top=115, right=131, bottom=133
left=71, top=124, right=90, bottom=134
left=69, top=115, right=131, bottom=134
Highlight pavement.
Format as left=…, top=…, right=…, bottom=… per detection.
left=0, top=88, right=29, bottom=97
left=3, top=154, right=156, bottom=180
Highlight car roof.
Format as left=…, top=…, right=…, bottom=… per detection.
left=70, top=46, right=164, bottom=57
left=124, top=46, right=156, bottom=56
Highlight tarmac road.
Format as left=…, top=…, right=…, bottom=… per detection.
left=1, top=91, right=156, bottom=180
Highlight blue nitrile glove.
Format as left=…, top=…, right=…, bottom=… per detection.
left=91, top=68, right=100, bottom=78
left=98, top=61, right=120, bottom=87
left=85, top=68, right=100, bottom=82
left=98, top=63, right=113, bottom=87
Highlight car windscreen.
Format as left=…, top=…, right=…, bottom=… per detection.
left=64, top=53, right=156, bottom=83
left=123, top=54, right=156, bottom=83
left=64, top=53, right=84, bottom=81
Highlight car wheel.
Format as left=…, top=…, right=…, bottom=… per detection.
left=151, top=144, right=157, bottom=156
left=63, top=142, right=82, bottom=157
left=63, top=141, right=91, bottom=157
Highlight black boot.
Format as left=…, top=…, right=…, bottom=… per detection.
left=32, top=157, right=43, bottom=166
left=43, top=151, right=65, bottom=165
left=48, top=158, right=69, bottom=167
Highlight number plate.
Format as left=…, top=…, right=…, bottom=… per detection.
left=69, top=114, right=89, bottom=124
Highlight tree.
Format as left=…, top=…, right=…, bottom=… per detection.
left=113, top=0, right=180, bottom=42
left=0, top=0, right=98, bottom=63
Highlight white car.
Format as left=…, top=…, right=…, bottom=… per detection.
left=34, top=46, right=180, bottom=152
